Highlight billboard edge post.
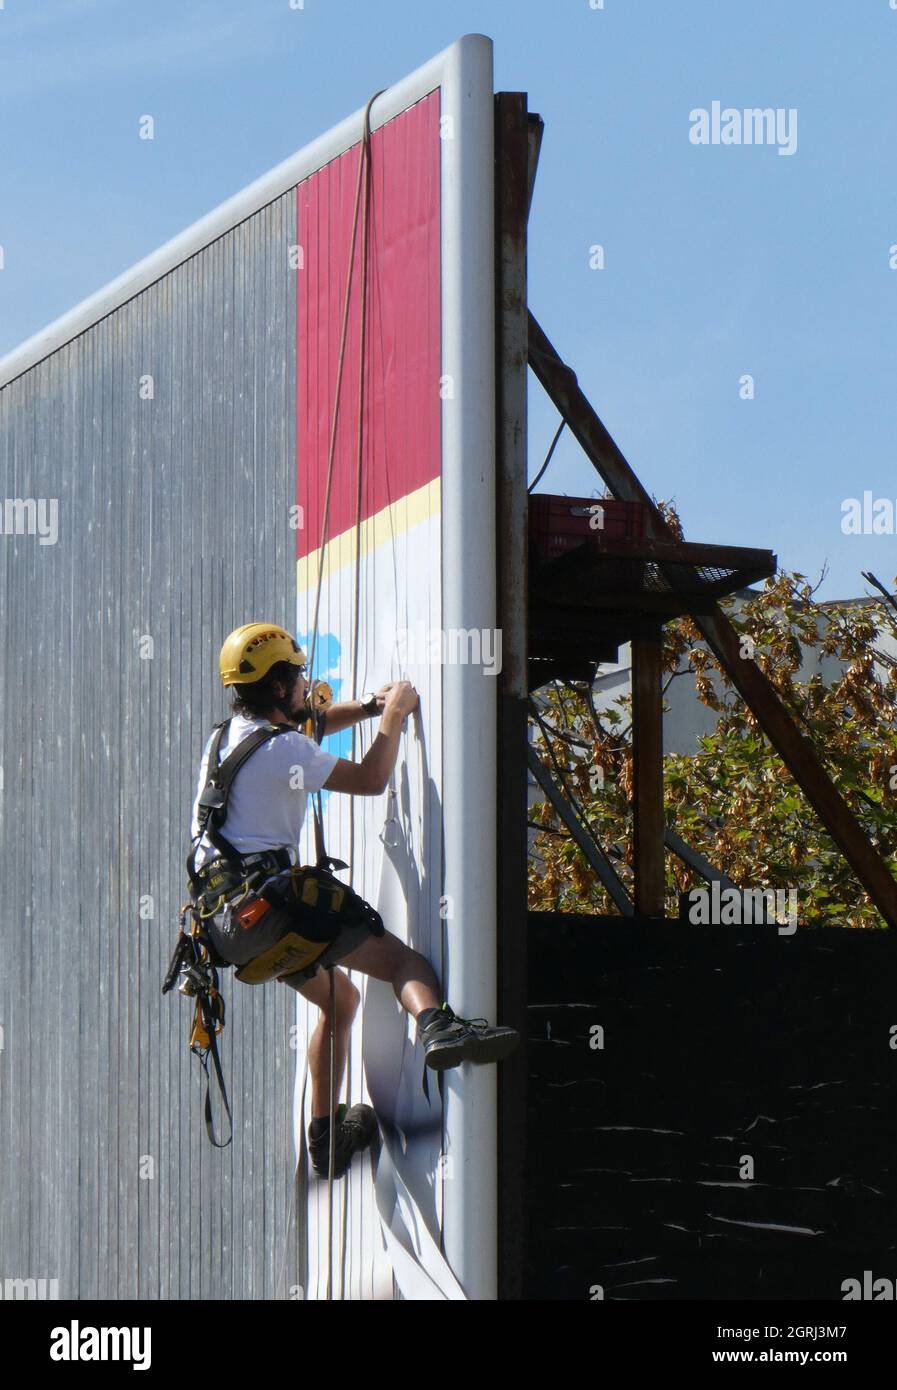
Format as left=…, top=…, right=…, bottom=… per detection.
left=494, top=90, right=530, bottom=1302
left=440, top=33, right=498, bottom=1301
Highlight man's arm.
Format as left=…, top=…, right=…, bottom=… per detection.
left=320, top=683, right=394, bottom=737
left=322, top=684, right=417, bottom=795
left=320, top=699, right=369, bottom=737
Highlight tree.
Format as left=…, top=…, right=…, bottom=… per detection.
left=528, top=548, right=897, bottom=928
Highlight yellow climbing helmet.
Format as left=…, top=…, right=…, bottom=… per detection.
left=219, top=623, right=307, bottom=687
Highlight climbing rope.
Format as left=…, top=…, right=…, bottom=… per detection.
left=289, top=88, right=383, bottom=1303
left=528, top=418, right=566, bottom=494
left=306, top=90, right=383, bottom=686
left=325, top=963, right=337, bottom=1300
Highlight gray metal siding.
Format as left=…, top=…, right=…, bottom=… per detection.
left=0, top=190, right=301, bottom=1299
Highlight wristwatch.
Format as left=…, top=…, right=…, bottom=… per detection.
left=361, top=691, right=379, bottom=716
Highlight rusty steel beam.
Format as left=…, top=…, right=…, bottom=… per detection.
left=632, top=633, right=666, bottom=916
left=534, top=538, right=775, bottom=592
left=528, top=747, right=634, bottom=915
left=528, top=315, right=661, bottom=524
left=495, top=91, right=530, bottom=1302
left=526, top=114, right=544, bottom=218
left=527, top=311, right=897, bottom=929
left=568, top=535, right=775, bottom=574
left=665, top=826, right=739, bottom=891
left=534, top=585, right=718, bottom=619
left=537, top=531, right=776, bottom=576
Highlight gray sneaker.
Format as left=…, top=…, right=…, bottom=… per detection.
left=418, top=1004, right=520, bottom=1071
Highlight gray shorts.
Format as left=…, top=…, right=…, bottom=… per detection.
left=276, top=916, right=377, bottom=988
left=205, top=883, right=378, bottom=987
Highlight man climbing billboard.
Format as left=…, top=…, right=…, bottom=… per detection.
left=168, top=621, right=519, bottom=1175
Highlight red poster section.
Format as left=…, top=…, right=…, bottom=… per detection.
left=296, top=91, right=442, bottom=568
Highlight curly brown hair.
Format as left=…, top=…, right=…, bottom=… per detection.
left=230, top=660, right=301, bottom=719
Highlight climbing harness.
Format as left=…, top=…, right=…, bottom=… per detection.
left=162, top=718, right=294, bottom=1148
left=226, top=860, right=384, bottom=986
left=162, top=906, right=233, bottom=1148
left=186, top=718, right=291, bottom=890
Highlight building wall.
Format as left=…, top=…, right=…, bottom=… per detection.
left=526, top=913, right=897, bottom=1300
left=0, top=191, right=300, bottom=1299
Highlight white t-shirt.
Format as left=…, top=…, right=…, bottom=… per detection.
left=189, top=714, right=339, bottom=872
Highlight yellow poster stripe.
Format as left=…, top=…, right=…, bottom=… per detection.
left=297, top=476, right=441, bottom=593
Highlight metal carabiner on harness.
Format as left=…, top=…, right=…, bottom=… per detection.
left=162, top=905, right=233, bottom=1148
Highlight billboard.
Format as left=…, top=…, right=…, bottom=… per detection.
left=0, top=33, right=497, bottom=1302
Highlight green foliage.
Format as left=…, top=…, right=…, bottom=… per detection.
left=528, top=566, right=897, bottom=928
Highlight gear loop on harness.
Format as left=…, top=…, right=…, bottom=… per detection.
left=163, top=904, right=234, bottom=1147
left=198, top=876, right=252, bottom=921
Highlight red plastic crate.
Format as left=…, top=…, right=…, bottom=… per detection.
left=529, top=493, right=647, bottom=565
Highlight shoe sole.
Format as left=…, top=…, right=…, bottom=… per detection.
left=310, top=1144, right=372, bottom=1179
left=424, top=1031, right=520, bottom=1070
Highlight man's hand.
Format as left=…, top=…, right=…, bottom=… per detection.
left=370, top=682, right=397, bottom=713
left=384, top=680, right=419, bottom=718
left=324, top=680, right=421, bottom=795
left=320, top=682, right=420, bottom=737
left=371, top=681, right=413, bottom=714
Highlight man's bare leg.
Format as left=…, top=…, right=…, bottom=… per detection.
left=337, top=930, right=441, bottom=1018
left=283, top=966, right=360, bottom=1118
left=282, top=934, right=516, bottom=1141
left=336, top=933, right=518, bottom=1068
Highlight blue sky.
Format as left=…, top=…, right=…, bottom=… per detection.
left=2, top=0, right=896, bottom=599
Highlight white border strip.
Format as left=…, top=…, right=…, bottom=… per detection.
left=0, top=34, right=492, bottom=390
left=437, top=37, right=497, bottom=1301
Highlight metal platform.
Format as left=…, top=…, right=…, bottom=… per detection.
left=528, top=534, right=777, bottom=687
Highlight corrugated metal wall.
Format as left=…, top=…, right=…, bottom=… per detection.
left=0, top=191, right=302, bottom=1299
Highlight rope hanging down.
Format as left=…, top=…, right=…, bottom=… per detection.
left=336, top=86, right=381, bottom=1298
left=289, top=89, right=383, bottom=1304
left=306, top=91, right=382, bottom=684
